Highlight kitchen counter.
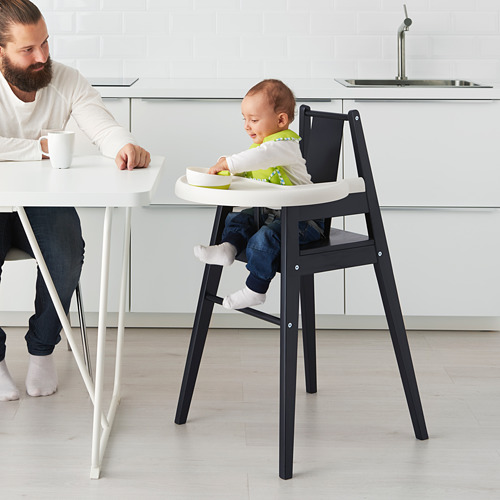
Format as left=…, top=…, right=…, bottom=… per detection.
left=95, top=77, right=500, bottom=100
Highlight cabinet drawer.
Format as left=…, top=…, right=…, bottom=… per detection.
left=130, top=206, right=344, bottom=315
left=345, top=209, right=500, bottom=317
left=343, top=100, right=500, bottom=207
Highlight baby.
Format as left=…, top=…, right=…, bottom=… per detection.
left=194, top=79, right=324, bottom=310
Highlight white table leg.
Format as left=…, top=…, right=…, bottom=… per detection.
left=16, top=205, right=131, bottom=480
left=90, top=207, right=131, bottom=479
left=15, top=207, right=96, bottom=401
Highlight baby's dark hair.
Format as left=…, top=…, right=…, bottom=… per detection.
left=246, top=79, right=296, bottom=123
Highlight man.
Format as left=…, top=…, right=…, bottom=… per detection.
left=0, top=0, right=151, bottom=401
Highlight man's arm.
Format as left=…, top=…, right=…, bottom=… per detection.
left=68, top=68, right=150, bottom=169
left=0, top=136, right=43, bottom=161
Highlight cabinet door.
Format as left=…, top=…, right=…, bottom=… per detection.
left=131, top=99, right=249, bottom=204
left=345, top=209, right=500, bottom=317
left=67, top=98, right=131, bottom=155
left=131, top=206, right=344, bottom=316
left=343, top=100, right=500, bottom=207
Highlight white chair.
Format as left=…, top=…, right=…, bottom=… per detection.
left=5, top=248, right=92, bottom=379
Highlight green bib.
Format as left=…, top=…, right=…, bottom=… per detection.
left=243, top=130, right=300, bottom=186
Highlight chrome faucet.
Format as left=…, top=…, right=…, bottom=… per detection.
left=396, top=4, right=412, bottom=80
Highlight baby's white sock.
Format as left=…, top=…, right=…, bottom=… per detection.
left=194, top=242, right=237, bottom=266
left=0, top=359, right=20, bottom=402
left=223, top=286, right=266, bottom=310
left=25, top=354, right=58, bottom=397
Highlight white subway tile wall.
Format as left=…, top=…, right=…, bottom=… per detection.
left=38, top=0, right=500, bottom=82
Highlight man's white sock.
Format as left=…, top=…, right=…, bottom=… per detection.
left=223, top=286, right=266, bottom=310
left=25, top=354, right=58, bottom=397
left=194, top=242, right=237, bottom=266
left=0, top=359, right=20, bottom=402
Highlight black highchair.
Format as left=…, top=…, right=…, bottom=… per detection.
left=175, top=105, right=428, bottom=479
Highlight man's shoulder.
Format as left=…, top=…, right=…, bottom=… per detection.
left=50, top=60, right=81, bottom=83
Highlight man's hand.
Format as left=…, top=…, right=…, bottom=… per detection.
left=115, top=144, right=151, bottom=170
left=208, top=157, right=229, bottom=175
left=40, top=138, right=49, bottom=159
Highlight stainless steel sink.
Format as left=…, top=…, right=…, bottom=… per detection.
left=335, top=78, right=492, bottom=88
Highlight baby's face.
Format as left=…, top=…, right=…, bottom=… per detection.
left=241, top=92, right=287, bottom=144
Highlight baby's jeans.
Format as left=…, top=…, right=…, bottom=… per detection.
left=221, top=208, right=324, bottom=294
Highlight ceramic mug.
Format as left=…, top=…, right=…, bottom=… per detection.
left=39, top=130, right=75, bottom=169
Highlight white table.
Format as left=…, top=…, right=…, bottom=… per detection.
left=0, top=154, right=164, bottom=479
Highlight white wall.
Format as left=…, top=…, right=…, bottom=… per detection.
left=37, top=0, right=500, bottom=83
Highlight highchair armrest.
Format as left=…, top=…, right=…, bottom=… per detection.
left=175, top=175, right=365, bottom=208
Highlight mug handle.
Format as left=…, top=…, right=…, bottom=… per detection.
left=38, top=135, right=50, bottom=157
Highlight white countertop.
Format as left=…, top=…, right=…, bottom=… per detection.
left=95, top=77, right=500, bottom=100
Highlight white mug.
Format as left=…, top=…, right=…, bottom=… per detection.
left=39, top=130, right=75, bottom=169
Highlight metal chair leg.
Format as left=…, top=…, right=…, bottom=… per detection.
left=66, top=281, right=93, bottom=382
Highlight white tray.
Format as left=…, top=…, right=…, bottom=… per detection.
left=175, top=175, right=365, bottom=208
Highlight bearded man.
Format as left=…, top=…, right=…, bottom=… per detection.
left=0, top=0, right=151, bottom=401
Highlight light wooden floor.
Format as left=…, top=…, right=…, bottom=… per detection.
left=0, top=326, right=499, bottom=499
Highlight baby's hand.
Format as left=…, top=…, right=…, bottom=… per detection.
left=208, top=157, right=229, bottom=175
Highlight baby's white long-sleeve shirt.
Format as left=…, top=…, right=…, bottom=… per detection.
left=0, top=61, right=136, bottom=161
left=225, top=137, right=312, bottom=186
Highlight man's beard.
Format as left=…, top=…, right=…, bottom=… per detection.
left=1, top=54, right=53, bottom=93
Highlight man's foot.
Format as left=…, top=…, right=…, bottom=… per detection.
left=223, top=286, right=266, bottom=310
left=25, top=354, right=58, bottom=397
left=194, top=242, right=237, bottom=266
left=0, top=359, right=20, bottom=401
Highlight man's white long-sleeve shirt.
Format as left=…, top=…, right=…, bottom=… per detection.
left=0, top=61, right=136, bottom=161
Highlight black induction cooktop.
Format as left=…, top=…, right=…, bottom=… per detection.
left=87, top=77, right=138, bottom=87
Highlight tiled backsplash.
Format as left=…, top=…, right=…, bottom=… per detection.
left=37, top=0, right=500, bottom=83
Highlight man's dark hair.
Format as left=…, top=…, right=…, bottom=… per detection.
left=0, top=0, right=43, bottom=47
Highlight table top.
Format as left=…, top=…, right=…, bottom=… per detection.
left=0, top=155, right=164, bottom=207
left=175, top=175, right=365, bottom=208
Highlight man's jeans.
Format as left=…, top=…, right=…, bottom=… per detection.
left=0, top=207, right=84, bottom=361
left=222, top=208, right=324, bottom=294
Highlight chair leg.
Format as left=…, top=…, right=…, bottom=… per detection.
left=175, top=263, right=223, bottom=425
left=75, top=281, right=93, bottom=381
left=279, top=208, right=301, bottom=480
left=66, top=282, right=93, bottom=381
left=300, top=274, right=317, bottom=394
left=373, top=257, right=428, bottom=440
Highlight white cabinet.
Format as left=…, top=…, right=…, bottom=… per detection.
left=345, top=209, right=500, bottom=317
left=342, top=98, right=500, bottom=319
left=0, top=99, right=131, bottom=318
left=343, top=100, right=500, bottom=207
